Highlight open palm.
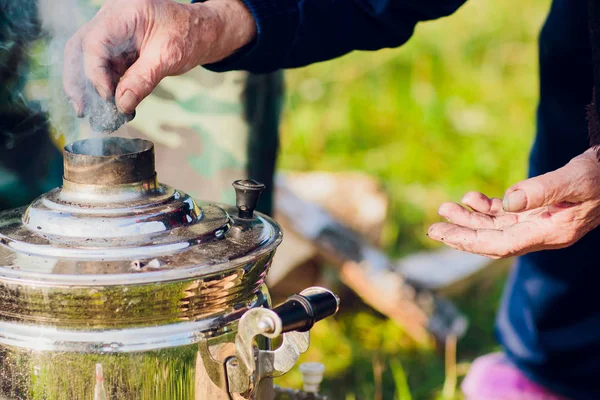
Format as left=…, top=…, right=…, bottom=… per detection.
left=428, top=148, right=600, bottom=258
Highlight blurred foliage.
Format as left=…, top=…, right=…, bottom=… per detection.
left=276, top=0, right=550, bottom=398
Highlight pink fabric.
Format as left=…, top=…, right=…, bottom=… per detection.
left=462, top=353, right=571, bottom=400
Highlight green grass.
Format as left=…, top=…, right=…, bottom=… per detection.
left=276, top=0, right=550, bottom=398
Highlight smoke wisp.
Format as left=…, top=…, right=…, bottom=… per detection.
left=3, top=0, right=134, bottom=150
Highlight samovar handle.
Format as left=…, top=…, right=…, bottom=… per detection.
left=272, top=287, right=340, bottom=333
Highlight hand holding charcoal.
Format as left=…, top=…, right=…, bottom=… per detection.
left=63, top=0, right=256, bottom=119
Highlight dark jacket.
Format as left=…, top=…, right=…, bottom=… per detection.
left=206, top=0, right=468, bottom=73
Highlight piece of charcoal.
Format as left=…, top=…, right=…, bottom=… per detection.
left=87, top=97, right=134, bottom=133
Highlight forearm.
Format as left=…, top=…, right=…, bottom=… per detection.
left=203, top=0, right=468, bottom=73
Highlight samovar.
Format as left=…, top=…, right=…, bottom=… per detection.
left=0, top=137, right=338, bottom=399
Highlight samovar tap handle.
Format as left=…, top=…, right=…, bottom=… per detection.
left=226, top=287, right=339, bottom=395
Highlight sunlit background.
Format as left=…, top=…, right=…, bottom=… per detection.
left=275, top=0, right=550, bottom=398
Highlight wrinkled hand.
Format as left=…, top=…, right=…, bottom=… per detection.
left=63, top=0, right=256, bottom=115
left=428, top=149, right=600, bottom=258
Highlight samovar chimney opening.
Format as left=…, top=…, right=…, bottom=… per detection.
left=63, top=137, right=155, bottom=185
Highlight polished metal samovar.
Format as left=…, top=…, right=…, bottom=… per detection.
left=0, top=137, right=338, bottom=399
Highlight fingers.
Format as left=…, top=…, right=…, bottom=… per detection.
left=461, top=192, right=505, bottom=215
left=115, top=51, right=164, bottom=114
left=66, top=30, right=158, bottom=115
left=63, top=33, right=85, bottom=117
left=64, top=25, right=117, bottom=115
left=82, top=33, right=115, bottom=100
left=438, top=203, right=496, bottom=230
left=438, top=201, right=517, bottom=230
left=428, top=222, right=503, bottom=257
left=502, top=164, right=578, bottom=212
left=432, top=191, right=543, bottom=258
left=63, top=6, right=134, bottom=114
left=427, top=223, right=499, bottom=258
left=428, top=221, right=546, bottom=258
left=437, top=192, right=515, bottom=231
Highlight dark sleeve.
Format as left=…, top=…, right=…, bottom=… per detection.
left=588, top=0, right=600, bottom=152
left=203, top=0, right=467, bottom=74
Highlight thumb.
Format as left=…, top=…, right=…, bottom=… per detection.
left=115, top=53, right=166, bottom=114
left=502, top=164, right=578, bottom=212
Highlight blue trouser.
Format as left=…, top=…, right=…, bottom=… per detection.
left=496, top=1, right=600, bottom=399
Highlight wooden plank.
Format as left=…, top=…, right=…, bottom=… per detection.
left=394, top=249, right=493, bottom=291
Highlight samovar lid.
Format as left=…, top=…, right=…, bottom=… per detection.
left=0, top=137, right=282, bottom=286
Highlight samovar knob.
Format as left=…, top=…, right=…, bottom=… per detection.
left=232, top=179, right=265, bottom=218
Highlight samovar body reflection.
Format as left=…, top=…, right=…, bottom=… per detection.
left=0, top=137, right=338, bottom=399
